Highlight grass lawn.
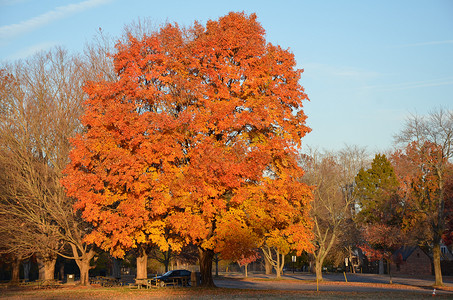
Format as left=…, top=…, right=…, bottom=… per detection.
left=0, top=285, right=449, bottom=299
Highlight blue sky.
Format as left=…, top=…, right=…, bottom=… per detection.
left=1, top=0, right=452, bottom=153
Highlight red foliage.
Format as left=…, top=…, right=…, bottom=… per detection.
left=359, top=244, right=385, bottom=262
left=237, top=251, right=260, bottom=267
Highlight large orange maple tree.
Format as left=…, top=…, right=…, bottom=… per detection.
left=62, top=12, right=313, bottom=286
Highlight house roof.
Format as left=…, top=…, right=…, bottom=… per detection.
left=393, top=246, right=418, bottom=261
left=393, top=244, right=452, bottom=262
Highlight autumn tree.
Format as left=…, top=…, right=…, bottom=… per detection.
left=63, top=12, right=313, bottom=287
left=300, top=146, right=367, bottom=281
left=394, top=108, right=453, bottom=286
left=237, top=251, right=259, bottom=278
left=226, top=173, right=313, bottom=279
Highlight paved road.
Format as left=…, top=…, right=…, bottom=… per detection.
left=214, top=272, right=453, bottom=296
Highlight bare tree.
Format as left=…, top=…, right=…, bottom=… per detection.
left=301, top=146, right=368, bottom=281
left=0, top=67, right=62, bottom=281
left=122, top=17, right=158, bottom=42
left=0, top=48, right=96, bottom=285
left=83, top=28, right=117, bottom=83
left=394, top=108, right=453, bottom=286
left=0, top=212, right=40, bottom=283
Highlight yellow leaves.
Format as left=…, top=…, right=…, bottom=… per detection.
left=200, top=238, right=215, bottom=251
left=134, top=231, right=147, bottom=245
left=264, top=231, right=291, bottom=256
left=215, top=208, right=261, bottom=260
left=142, top=220, right=177, bottom=252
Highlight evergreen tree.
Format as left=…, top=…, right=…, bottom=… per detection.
left=355, top=154, right=400, bottom=225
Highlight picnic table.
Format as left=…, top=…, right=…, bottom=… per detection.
left=148, top=276, right=190, bottom=288
left=129, top=276, right=190, bottom=289
left=90, top=276, right=122, bottom=287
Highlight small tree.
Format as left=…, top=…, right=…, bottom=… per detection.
left=237, top=251, right=260, bottom=278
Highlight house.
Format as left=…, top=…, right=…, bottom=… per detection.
left=391, top=246, right=431, bottom=276
left=440, top=242, right=453, bottom=261
left=440, top=242, right=453, bottom=276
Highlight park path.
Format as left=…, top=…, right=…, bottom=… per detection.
left=214, top=272, right=453, bottom=296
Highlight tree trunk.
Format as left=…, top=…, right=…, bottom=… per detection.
left=275, top=251, right=282, bottom=278
left=244, top=263, right=248, bottom=278
left=74, top=249, right=96, bottom=286
left=69, top=243, right=96, bottom=286
left=23, top=259, right=31, bottom=282
left=77, top=259, right=91, bottom=286
left=37, top=255, right=57, bottom=281
left=136, top=248, right=148, bottom=280
left=264, top=254, right=272, bottom=275
left=59, top=263, right=65, bottom=281
left=433, top=172, right=444, bottom=287
left=214, top=254, right=219, bottom=277
left=387, top=258, right=392, bottom=284
left=199, top=248, right=215, bottom=287
left=347, top=246, right=355, bottom=274
left=315, top=257, right=323, bottom=281
left=11, top=258, right=20, bottom=284
left=261, top=246, right=286, bottom=278
left=163, top=249, right=171, bottom=272
left=112, top=258, right=121, bottom=278
left=378, top=259, right=384, bottom=275
left=433, top=242, right=443, bottom=286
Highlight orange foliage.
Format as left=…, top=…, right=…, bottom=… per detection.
left=62, top=12, right=312, bottom=261
left=391, top=141, right=445, bottom=233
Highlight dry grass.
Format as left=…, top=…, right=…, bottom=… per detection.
left=0, top=285, right=449, bottom=300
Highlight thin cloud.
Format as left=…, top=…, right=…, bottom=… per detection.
left=0, top=0, right=110, bottom=40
